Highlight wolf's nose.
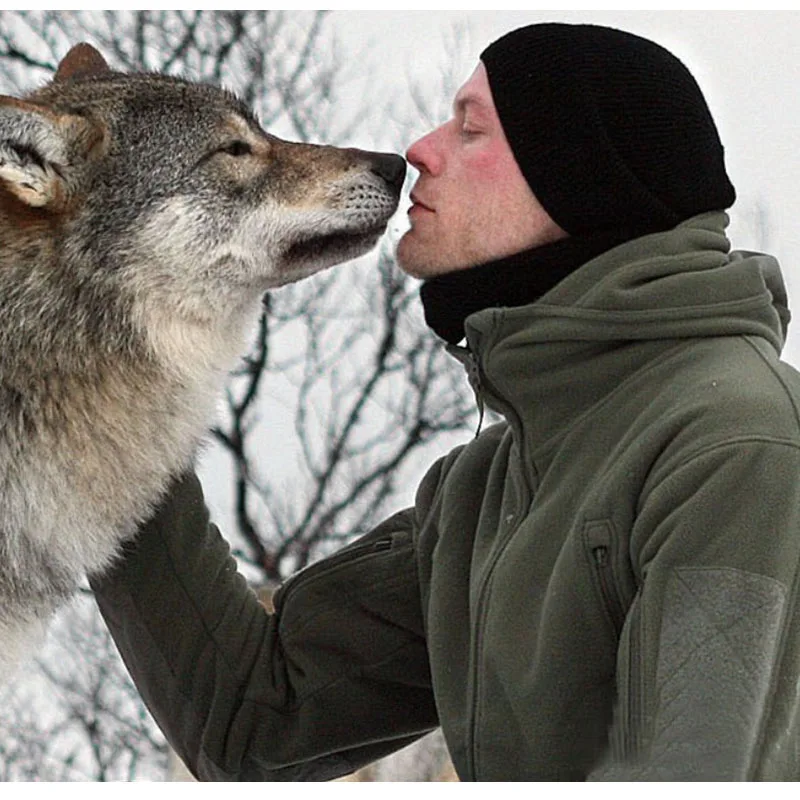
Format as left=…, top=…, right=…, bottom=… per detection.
left=368, top=152, right=407, bottom=193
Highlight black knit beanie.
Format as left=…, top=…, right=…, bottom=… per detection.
left=480, top=23, right=736, bottom=235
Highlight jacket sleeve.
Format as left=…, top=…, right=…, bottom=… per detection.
left=590, top=438, right=800, bottom=781
left=89, top=472, right=438, bottom=781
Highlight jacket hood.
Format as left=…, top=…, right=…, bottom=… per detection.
left=467, top=212, right=788, bottom=351
left=461, top=212, right=791, bottom=457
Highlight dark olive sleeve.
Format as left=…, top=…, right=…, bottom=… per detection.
left=89, top=472, right=438, bottom=781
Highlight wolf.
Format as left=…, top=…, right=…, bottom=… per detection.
left=0, top=43, right=406, bottom=684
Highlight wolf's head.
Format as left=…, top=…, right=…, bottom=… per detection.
left=0, top=44, right=405, bottom=312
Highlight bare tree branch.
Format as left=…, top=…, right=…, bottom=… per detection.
left=0, top=9, right=467, bottom=781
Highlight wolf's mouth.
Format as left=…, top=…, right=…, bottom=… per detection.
left=286, top=228, right=382, bottom=262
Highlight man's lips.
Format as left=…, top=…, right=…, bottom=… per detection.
left=409, top=193, right=434, bottom=213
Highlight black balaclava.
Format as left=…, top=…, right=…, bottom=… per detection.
left=420, top=22, right=736, bottom=344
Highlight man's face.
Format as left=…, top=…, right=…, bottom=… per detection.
left=396, top=63, right=567, bottom=280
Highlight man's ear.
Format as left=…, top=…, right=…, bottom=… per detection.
left=0, top=97, right=106, bottom=209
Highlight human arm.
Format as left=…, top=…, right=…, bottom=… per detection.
left=590, top=438, right=800, bottom=780
left=89, top=472, right=438, bottom=781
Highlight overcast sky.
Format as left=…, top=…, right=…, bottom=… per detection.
left=331, top=10, right=800, bottom=361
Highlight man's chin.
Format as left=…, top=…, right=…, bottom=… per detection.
left=395, top=232, right=425, bottom=279
left=396, top=232, right=448, bottom=279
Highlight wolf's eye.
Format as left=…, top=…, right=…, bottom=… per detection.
left=219, top=141, right=252, bottom=157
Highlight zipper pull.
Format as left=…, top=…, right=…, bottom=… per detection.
left=446, top=343, right=484, bottom=438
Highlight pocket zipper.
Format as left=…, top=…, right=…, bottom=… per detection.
left=585, top=521, right=626, bottom=638
left=592, top=545, right=625, bottom=637
left=275, top=534, right=396, bottom=610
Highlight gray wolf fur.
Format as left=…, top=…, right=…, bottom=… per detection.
left=0, top=44, right=406, bottom=683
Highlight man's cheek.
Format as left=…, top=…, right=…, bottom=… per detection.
left=466, top=146, right=509, bottom=180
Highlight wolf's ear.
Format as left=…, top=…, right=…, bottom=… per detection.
left=0, top=97, right=105, bottom=209
left=54, top=43, right=111, bottom=82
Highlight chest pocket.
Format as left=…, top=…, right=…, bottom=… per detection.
left=584, top=519, right=627, bottom=638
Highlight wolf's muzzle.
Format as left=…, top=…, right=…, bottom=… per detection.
left=369, top=153, right=407, bottom=193
left=349, top=149, right=406, bottom=194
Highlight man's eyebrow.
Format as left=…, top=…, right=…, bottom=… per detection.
left=453, top=93, right=490, bottom=116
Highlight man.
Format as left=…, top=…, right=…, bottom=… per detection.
left=91, top=23, right=800, bottom=780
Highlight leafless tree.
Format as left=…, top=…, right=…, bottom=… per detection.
left=0, top=11, right=346, bottom=139
left=214, top=240, right=476, bottom=582
left=0, top=593, right=168, bottom=781
left=0, top=10, right=477, bottom=781
left=210, top=17, right=480, bottom=583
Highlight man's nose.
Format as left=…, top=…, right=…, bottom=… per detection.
left=406, top=129, right=440, bottom=176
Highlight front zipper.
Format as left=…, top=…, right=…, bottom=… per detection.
left=465, top=458, right=534, bottom=781
left=465, top=514, right=528, bottom=781
left=445, top=342, right=528, bottom=471
left=446, top=343, right=485, bottom=436
left=448, top=340, right=537, bottom=780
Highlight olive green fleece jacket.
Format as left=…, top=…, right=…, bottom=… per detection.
left=92, top=212, right=800, bottom=780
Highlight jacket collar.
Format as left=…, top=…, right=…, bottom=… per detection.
left=455, top=213, right=788, bottom=458
left=420, top=228, right=652, bottom=346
